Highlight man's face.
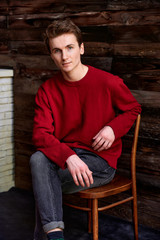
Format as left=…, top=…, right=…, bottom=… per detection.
left=49, top=33, right=84, bottom=74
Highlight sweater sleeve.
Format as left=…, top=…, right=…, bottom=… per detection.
left=107, top=75, right=141, bottom=140
left=32, top=86, right=75, bottom=169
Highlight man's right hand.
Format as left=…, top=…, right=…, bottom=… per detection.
left=66, top=154, right=93, bottom=187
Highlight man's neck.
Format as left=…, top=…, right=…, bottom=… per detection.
left=62, top=64, right=88, bottom=82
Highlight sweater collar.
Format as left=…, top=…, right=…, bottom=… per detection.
left=58, top=65, right=91, bottom=86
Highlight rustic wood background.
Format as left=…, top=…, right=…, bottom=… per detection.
left=0, top=0, right=160, bottom=230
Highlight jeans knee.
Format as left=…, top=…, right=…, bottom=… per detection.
left=30, top=151, right=47, bottom=172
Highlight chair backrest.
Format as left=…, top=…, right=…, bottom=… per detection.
left=131, top=114, right=141, bottom=183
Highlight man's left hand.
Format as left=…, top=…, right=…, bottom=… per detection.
left=92, top=126, right=115, bottom=152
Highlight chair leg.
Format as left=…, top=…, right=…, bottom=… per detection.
left=88, top=199, right=92, bottom=233
left=92, top=199, right=98, bottom=240
left=133, top=195, right=138, bottom=240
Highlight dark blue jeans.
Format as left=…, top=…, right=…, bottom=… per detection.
left=30, top=148, right=116, bottom=239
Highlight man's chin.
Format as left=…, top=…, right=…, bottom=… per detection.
left=61, top=66, right=73, bottom=73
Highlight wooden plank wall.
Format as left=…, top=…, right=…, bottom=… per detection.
left=0, top=0, right=160, bottom=230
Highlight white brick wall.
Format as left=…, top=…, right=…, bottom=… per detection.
left=0, top=69, right=15, bottom=192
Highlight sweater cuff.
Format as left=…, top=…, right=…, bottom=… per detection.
left=60, top=148, right=76, bottom=169
left=107, top=120, right=122, bottom=140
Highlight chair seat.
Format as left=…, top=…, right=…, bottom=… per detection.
left=74, top=175, right=132, bottom=199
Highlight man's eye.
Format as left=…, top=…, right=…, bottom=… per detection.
left=68, top=46, right=73, bottom=50
left=54, top=49, right=60, bottom=53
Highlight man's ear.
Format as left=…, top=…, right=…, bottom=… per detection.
left=80, top=43, right=84, bottom=55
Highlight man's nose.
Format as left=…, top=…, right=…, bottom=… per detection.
left=62, top=50, right=68, bottom=60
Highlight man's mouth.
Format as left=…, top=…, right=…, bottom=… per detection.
left=63, top=62, right=71, bottom=66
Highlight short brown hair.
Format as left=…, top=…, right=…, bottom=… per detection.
left=44, top=19, right=83, bottom=54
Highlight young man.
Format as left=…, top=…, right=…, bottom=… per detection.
left=30, top=19, right=141, bottom=240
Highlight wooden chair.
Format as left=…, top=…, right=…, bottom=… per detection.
left=64, top=114, right=141, bottom=240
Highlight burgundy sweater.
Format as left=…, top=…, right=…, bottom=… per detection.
left=32, top=66, right=141, bottom=169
